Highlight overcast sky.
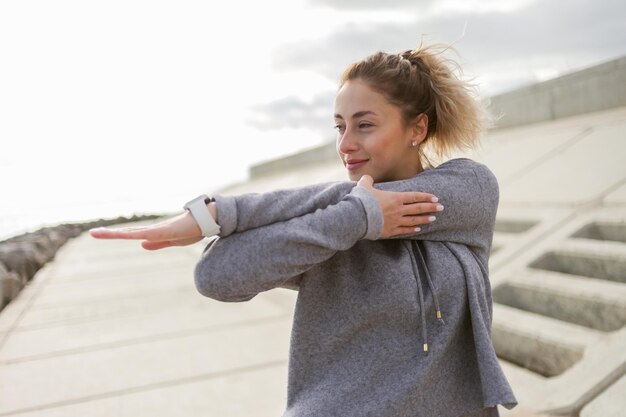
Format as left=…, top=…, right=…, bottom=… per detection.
left=1, top=0, right=625, bottom=237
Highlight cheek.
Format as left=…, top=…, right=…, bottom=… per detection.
left=365, top=134, right=395, bottom=161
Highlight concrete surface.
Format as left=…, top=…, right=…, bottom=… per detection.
left=0, top=231, right=296, bottom=416
left=489, top=56, right=626, bottom=129
left=580, top=374, right=626, bottom=417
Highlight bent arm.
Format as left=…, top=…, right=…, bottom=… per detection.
left=379, top=159, right=499, bottom=249
left=194, top=187, right=382, bottom=302
left=214, top=181, right=355, bottom=236
left=215, top=158, right=498, bottom=249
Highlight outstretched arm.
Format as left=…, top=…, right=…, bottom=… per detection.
left=89, top=177, right=439, bottom=249
left=212, top=158, right=498, bottom=248
left=90, top=159, right=497, bottom=252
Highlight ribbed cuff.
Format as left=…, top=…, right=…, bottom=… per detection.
left=212, top=194, right=237, bottom=237
left=349, top=187, right=383, bottom=240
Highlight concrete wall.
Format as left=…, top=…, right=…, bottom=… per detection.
left=249, top=55, right=626, bottom=180
left=490, top=56, right=626, bottom=129
left=249, top=143, right=338, bottom=179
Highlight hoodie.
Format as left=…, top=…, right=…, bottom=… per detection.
left=194, top=158, right=518, bottom=417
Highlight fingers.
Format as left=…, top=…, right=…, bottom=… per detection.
left=141, top=236, right=204, bottom=250
left=400, top=192, right=438, bottom=204
left=141, top=240, right=175, bottom=250
left=400, top=202, right=444, bottom=217
left=399, top=214, right=437, bottom=227
left=356, top=175, right=374, bottom=188
left=90, top=213, right=200, bottom=242
left=90, top=225, right=170, bottom=241
left=89, top=226, right=153, bottom=240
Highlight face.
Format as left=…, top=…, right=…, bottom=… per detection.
left=334, top=79, right=425, bottom=182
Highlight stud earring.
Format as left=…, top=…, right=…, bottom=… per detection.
left=411, top=141, right=418, bottom=147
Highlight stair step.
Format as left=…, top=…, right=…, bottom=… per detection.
left=494, top=219, right=539, bottom=234
left=492, top=269, right=626, bottom=331
left=492, top=304, right=602, bottom=377
left=571, top=221, right=626, bottom=244
left=529, top=238, right=626, bottom=284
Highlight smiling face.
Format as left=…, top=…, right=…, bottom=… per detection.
left=334, top=79, right=427, bottom=182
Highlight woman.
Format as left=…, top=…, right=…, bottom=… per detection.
left=91, top=42, right=518, bottom=416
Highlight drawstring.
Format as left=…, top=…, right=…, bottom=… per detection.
left=413, top=241, right=445, bottom=325
left=406, top=245, right=428, bottom=352
left=404, top=240, right=445, bottom=354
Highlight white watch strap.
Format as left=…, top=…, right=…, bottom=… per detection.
left=183, top=194, right=221, bottom=237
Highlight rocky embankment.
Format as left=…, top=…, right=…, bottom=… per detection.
left=0, top=214, right=164, bottom=312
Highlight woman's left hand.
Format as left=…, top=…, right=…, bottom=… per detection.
left=90, top=211, right=206, bottom=250
left=356, top=175, right=443, bottom=238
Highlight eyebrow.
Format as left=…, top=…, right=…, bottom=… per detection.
left=334, top=110, right=377, bottom=120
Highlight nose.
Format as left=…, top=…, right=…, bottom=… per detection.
left=337, top=127, right=358, bottom=156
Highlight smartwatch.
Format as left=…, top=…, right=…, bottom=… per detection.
left=183, top=194, right=221, bottom=237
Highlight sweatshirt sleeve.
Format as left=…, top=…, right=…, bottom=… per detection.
left=378, top=159, right=499, bottom=252
left=213, top=181, right=355, bottom=237
left=213, top=158, right=498, bottom=250
left=194, top=186, right=382, bottom=302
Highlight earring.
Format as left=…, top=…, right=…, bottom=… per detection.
left=411, top=141, right=418, bottom=147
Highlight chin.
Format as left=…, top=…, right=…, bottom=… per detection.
left=347, top=172, right=362, bottom=182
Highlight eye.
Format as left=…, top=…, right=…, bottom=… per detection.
left=333, top=124, right=345, bottom=132
left=359, top=123, right=373, bottom=129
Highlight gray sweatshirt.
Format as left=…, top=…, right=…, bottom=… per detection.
left=194, top=158, right=518, bottom=417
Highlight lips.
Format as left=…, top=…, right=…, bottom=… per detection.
left=345, top=159, right=369, bottom=171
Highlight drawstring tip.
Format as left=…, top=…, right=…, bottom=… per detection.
left=436, top=310, right=442, bottom=319
left=423, top=343, right=429, bottom=352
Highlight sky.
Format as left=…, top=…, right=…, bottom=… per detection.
left=1, top=0, right=625, bottom=238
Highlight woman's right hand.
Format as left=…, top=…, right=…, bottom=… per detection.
left=356, top=175, right=443, bottom=239
left=90, top=208, right=212, bottom=250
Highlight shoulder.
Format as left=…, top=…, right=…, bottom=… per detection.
left=436, top=157, right=492, bottom=173
left=435, top=158, right=498, bottom=189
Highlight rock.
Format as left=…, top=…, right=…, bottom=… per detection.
left=0, top=262, right=23, bottom=309
left=6, top=231, right=58, bottom=263
left=0, top=212, right=166, bottom=312
left=0, top=241, right=48, bottom=284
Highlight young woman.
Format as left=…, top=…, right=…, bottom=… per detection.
left=91, top=43, right=518, bottom=416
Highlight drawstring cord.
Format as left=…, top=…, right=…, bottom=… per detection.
left=413, top=241, right=445, bottom=325
left=406, top=245, right=428, bottom=352
left=404, top=240, right=445, bottom=354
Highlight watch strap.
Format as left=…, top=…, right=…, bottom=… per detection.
left=183, top=194, right=221, bottom=237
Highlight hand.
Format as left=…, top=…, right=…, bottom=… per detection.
left=356, top=175, right=442, bottom=239
left=90, top=210, right=208, bottom=251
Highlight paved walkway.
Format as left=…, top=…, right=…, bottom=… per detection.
left=0, top=227, right=296, bottom=416
left=0, top=224, right=551, bottom=417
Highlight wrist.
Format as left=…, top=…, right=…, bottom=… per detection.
left=207, top=202, right=218, bottom=223
left=183, top=195, right=221, bottom=237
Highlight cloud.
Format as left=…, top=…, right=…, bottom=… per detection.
left=247, top=92, right=337, bottom=133
left=275, top=0, right=626, bottom=91
left=249, top=0, right=626, bottom=132
left=307, top=0, right=434, bottom=10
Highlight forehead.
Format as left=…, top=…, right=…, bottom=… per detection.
left=334, top=80, right=392, bottom=116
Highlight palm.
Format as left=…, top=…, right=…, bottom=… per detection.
left=90, top=212, right=204, bottom=250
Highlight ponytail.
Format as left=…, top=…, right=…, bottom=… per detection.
left=340, top=41, right=494, bottom=167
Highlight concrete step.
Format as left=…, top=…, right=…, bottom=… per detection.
left=494, top=219, right=539, bottom=234
left=529, top=238, right=626, bottom=284
left=571, top=221, right=626, bottom=244
left=492, top=268, right=626, bottom=331
left=492, top=304, right=603, bottom=377
left=498, top=328, right=626, bottom=415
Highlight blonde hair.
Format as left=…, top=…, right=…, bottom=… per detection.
left=340, top=41, right=494, bottom=167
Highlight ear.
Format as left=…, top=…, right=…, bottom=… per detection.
left=409, top=113, right=428, bottom=146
